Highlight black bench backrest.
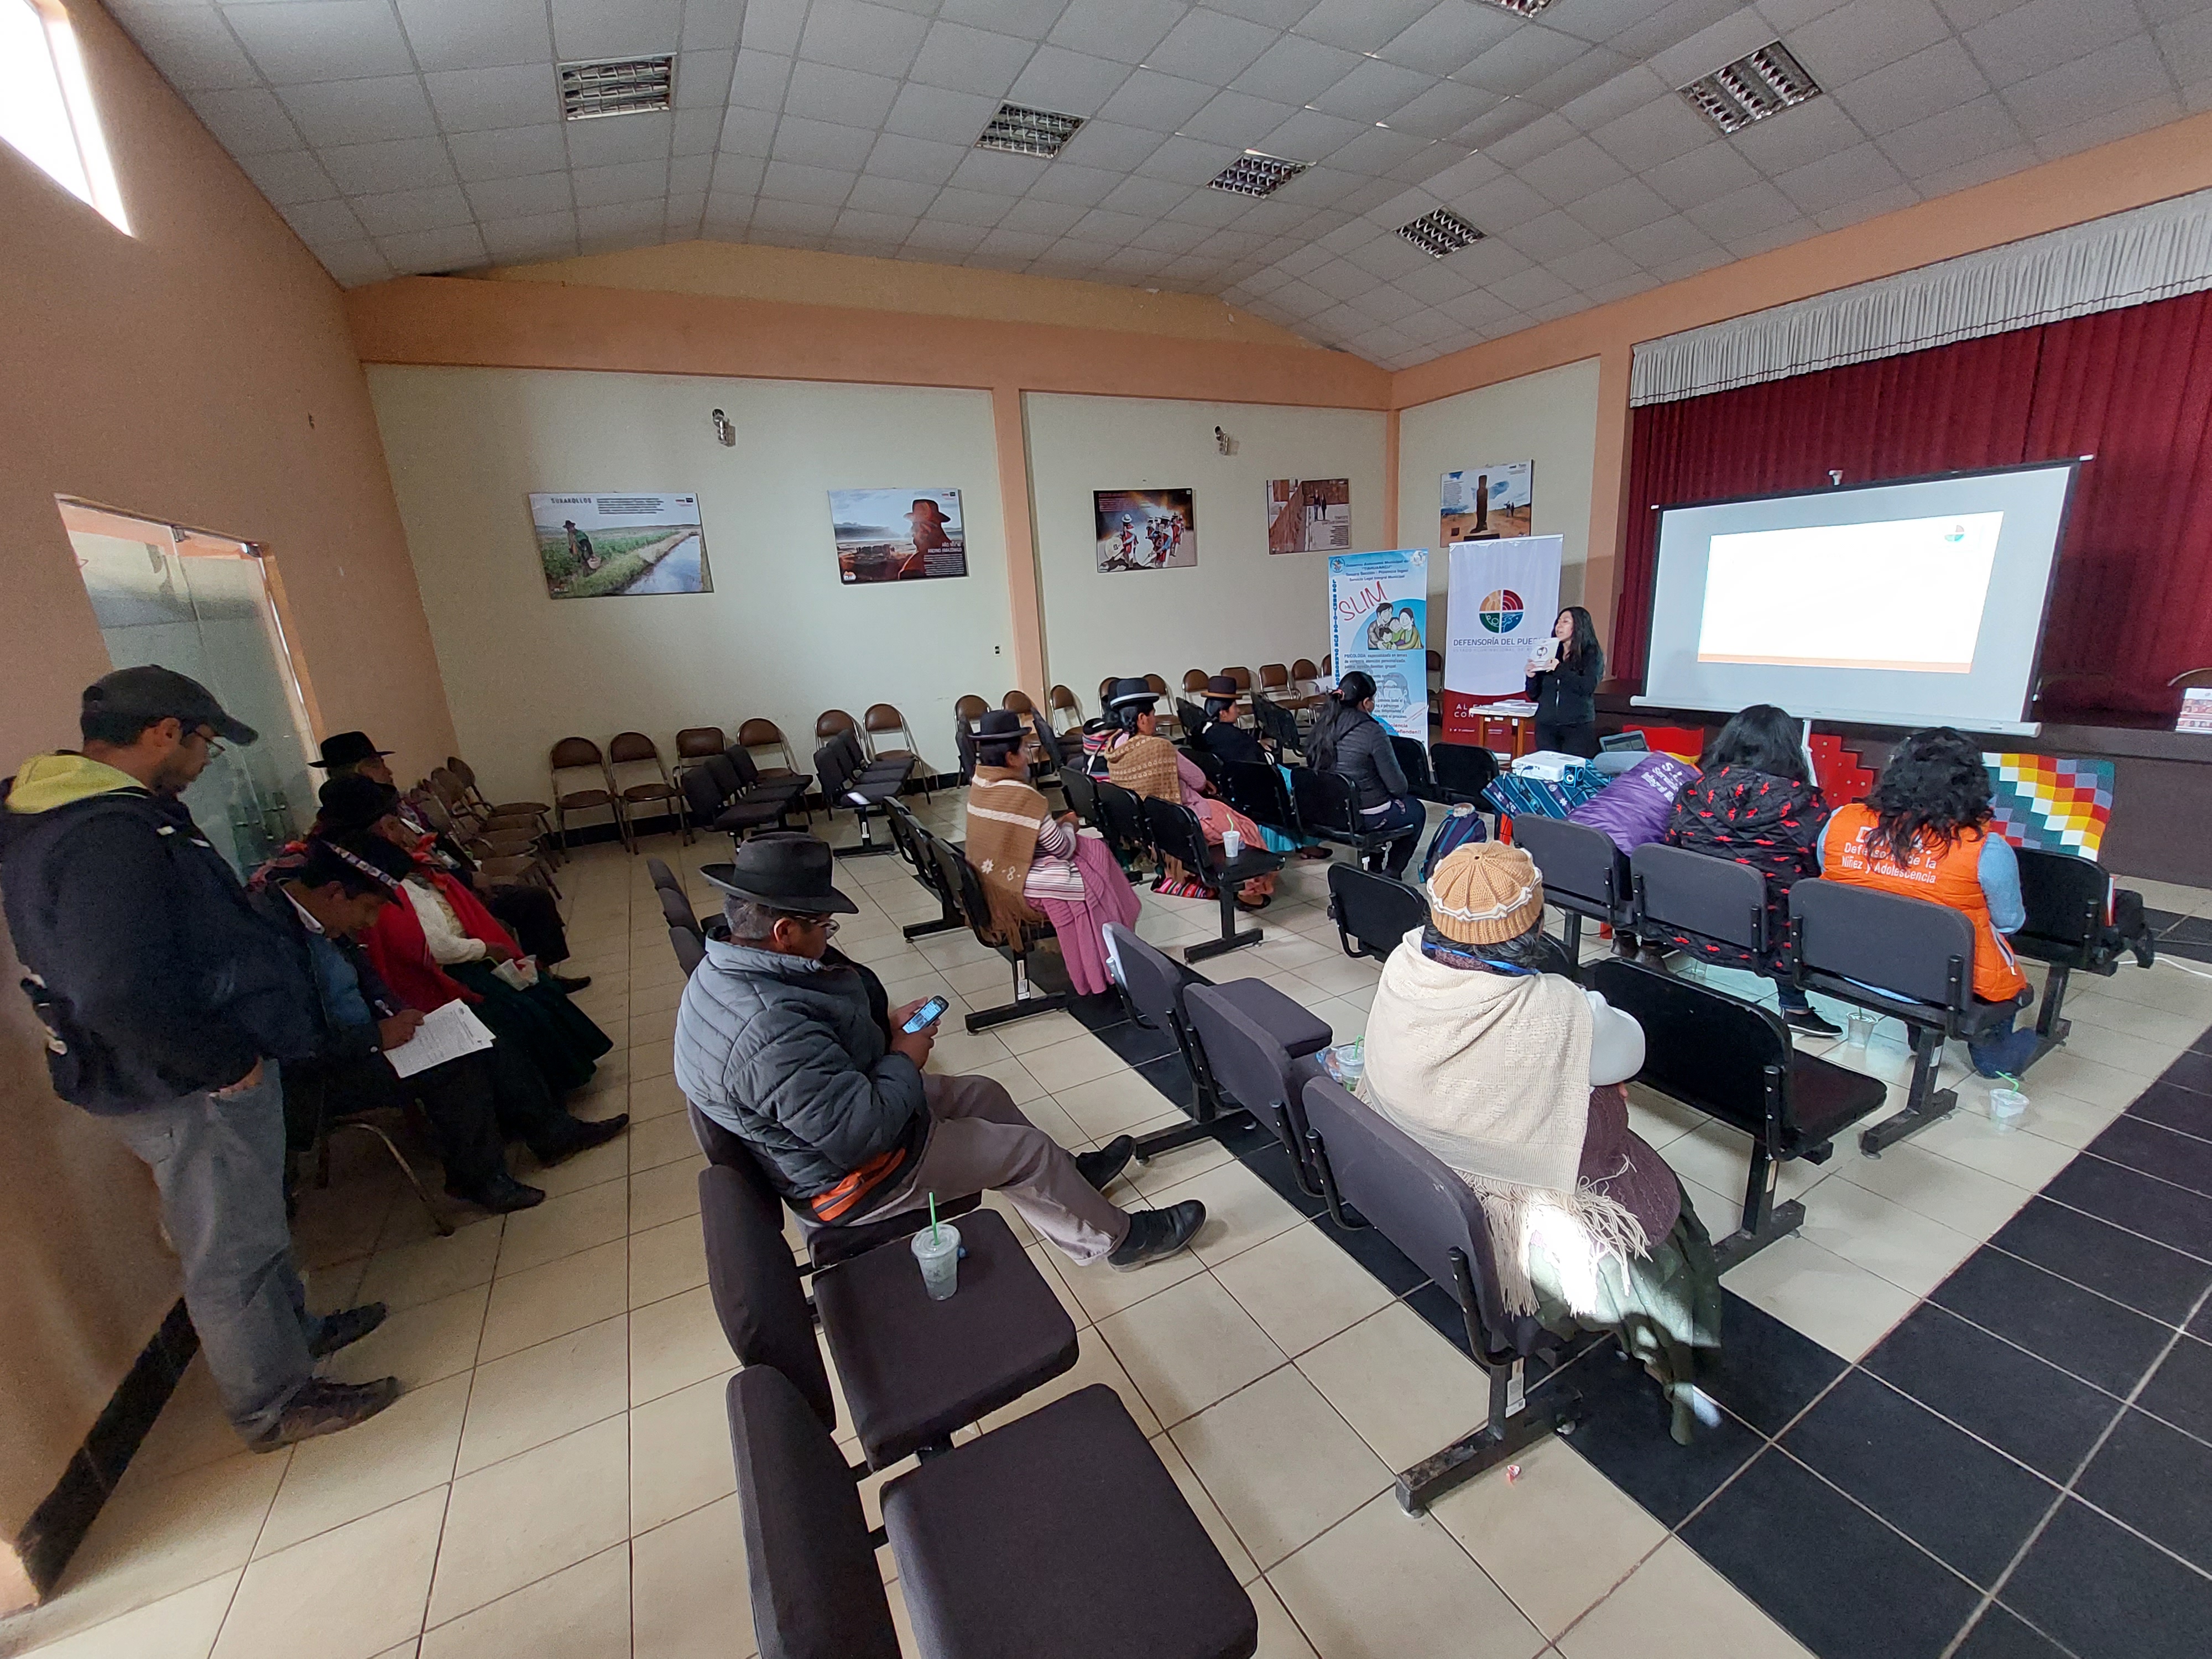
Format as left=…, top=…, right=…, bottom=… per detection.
left=1630, top=842, right=1770, bottom=953
left=1185, top=983, right=1300, bottom=1149
left=1219, top=759, right=1295, bottom=837
left=1512, top=815, right=1626, bottom=920
left=1585, top=957, right=1787, bottom=1135
left=1431, top=743, right=1499, bottom=804
left=1092, top=777, right=1151, bottom=858
left=1328, top=864, right=1427, bottom=959
left=680, top=764, right=727, bottom=826
left=1298, top=1076, right=1533, bottom=1364
left=647, top=855, right=682, bottom=893
left=1291, top=765, right=1361, bottom=839
left=1391, top=734, right=1437, bottom=798
left=658, top=884, right=701, bottom=933
left=1103, top=920, right=1186, bottom=1034
left=1142, top=796, right=1214, bottom=880
left=1254, top=696, right=1303, bottom=755
left=1058, top=766, right=1100, bottom=832
left=2013, top=846, right=2107, bottom=964
left=699, top=1165, right=838, bottom=1432
left=670, top=924, right=704, bottom=976
left=1789, top=878, right=1975, bottom=1013
left=726, top=1367, right=901, bottom=1659
left=701, top=753, right=744, bottom=801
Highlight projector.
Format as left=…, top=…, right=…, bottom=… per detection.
left=1512, top=750, right=1589, bottom=781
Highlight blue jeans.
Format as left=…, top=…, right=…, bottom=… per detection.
left=105, top=1064, right=322, bottom=1439
left=1361, top=795, right=1426, bottom=877
left=1968, top=1011, right=2041, bottom=1079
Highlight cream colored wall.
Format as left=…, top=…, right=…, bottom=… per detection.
left=1022, top=394, right=1390, bottom=707
left=1395, top=359, right=1603, bottom=647
left=367, top=366, right=1016, bottom=804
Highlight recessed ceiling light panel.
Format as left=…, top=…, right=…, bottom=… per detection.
left=1679, top=41, right=1822, bottom=135
left=975, top=102, right=1084, bottom=157
left=1208, top=152, right=1309, bottom=197
left=1397, top=207, right=1485, bottom=259
left=557, top=55, right=675, bottom=121
left=1476, top=0, right=1557, bottom=14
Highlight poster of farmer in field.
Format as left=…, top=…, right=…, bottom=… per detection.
left=530, top=492, right=712, bottom=598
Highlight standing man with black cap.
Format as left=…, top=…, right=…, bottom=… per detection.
left=1, top=668, right=400, bottom=1451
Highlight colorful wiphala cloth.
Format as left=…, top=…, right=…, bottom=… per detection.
left=1484, top=770, right=1608, bottom=822
left=1981, top=754, right=2114, bottom=862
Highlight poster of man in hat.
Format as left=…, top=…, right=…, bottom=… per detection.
left=828, top=489, right=968, bottom=583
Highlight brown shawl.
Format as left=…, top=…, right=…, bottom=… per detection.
left=964, top=765, right=1047, bottom=943
left=1102, top=731, right=1181, bottom=803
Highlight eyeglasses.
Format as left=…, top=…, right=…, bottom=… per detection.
left=186, top=726, right=226, bottom=760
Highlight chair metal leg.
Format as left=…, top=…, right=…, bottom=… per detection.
left=2033, top=962, right=2073, bottom=1052
left=1714, top=1140, right=1802, bottom=1271
left=1559, top=910, right=1584, bottom=976
left=330, top=1120, right=454, bottom=1238
left=1185, top=879, right=1264, bottom=963
left=1397, top=1360, right=1566, bottom=1512
left=1859, top=1024, right=1957, bottom=1156
left=963, top=952, right=1070, bottom=1032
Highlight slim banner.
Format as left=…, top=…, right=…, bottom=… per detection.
left=1328, top=547, right=1430, bottom=743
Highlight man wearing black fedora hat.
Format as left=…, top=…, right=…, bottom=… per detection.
left=674, top=834, right=1203, bottom=1269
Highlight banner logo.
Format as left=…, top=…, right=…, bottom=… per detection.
left=1478, top=588, right=1524, bottom=633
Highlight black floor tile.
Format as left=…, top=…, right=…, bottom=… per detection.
left=1988, top=1197, right=2212, bottom=1325
left=2159, top=1048, right=2212, bottom=1096
left=2138, top=1334, right=2212, bottom=1444
left=1680, top=1448, right=1984, bottom=1659
left=2075, top=1408, right=2212, bottom=1573
left=2162, top=917, right=2212, bottom=946
left=2041, top=1156, right=2212, bottom=1262
left=1065, top=988, right=1128, bottom=1032
left=2143, top=907, right=2189, bottom=935
left=2086, top=1117, right=2212, bottom=1199
left=1095, top=1017, right=1182, bottom=1067
left=1697, top=1291, right=1847, bottom=1438
left=1556, top=1343, right=1764, bottom=1528
left=1322, top=1214, right=1428, bottom=1296
left=1953, top=1605, right=2074, bottom=1659
left=2002, top=1496, right=2212, bottom=1659
left=2130, top=1080, right=2212, bottom=1140
left=1864, top=1303, right=2121, bottom=1481
left=1131, top=1051, right=1198, bottom=1115
left=1781, top=1369, right=2058, bottom=1588
left=1237, top=1141, right=1327, bottom=1217
left=1931, top=1248, right=2172, bottom=1397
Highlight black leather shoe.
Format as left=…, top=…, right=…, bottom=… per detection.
left=447, top=1173, right=546, bottom=1213
left=2132, top=935, right=2157, bottom=970
left=1107, top=1200, right=1206, bottom=1270
left=248, top=1377, right=401, bottom=1451
left=550, top=973, right=593, bottom=992
left=308, top=1303, right=388, bottom=1359
left=534, top=1113, right=629, bottom=1166
left=1074, top=1135, right=1136, bottom=1192
left=1782, top=1006, right=1843, bottom=1037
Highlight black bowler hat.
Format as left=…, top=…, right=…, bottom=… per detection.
left=82, top=666, right=257, bottom=746
left=316, top=774, right=400, bottom=835
left=1204, top=676, right=1239, bottom=700
left=311, top=731, right=393, bottom=770
left=698, top=833, right=858, bottom=915
left=975, top=708, right=1025, bottom=759
left=1104, top=677, right=1158, bottom=713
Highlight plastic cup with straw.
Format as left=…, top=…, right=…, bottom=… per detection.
left=910, top=1190, right=961, bottom=1299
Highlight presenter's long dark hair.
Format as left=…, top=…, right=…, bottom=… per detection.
left=1705, top=704, right=1813, bottom=787
left=1866, top=728, right=1993, bottom=868
left=1555, top=607, right=1600, bottom=672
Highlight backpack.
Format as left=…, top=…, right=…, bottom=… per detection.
left=1418, top=802, right=1489, bottom=883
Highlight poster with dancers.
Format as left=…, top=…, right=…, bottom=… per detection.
left=1094, top=488, right=1196, bottom=572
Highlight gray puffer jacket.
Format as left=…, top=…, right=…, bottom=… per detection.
left=674, top=938, right=928, bottom=1207
left=1313, top=702, right=1410, bottom=810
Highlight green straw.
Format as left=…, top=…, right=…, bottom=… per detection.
left=928, top=1191, right=939, bottom=1246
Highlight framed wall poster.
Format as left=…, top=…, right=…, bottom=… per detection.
left=530, top=492, right=711, bottom=598
left=829, top=488, right=967, bottom=583
left=1094, top=488, right=1196, bottom=571
left=1441, top=462, right=1532, bottom=545
left=1266, top=477, right=1352, bottom=552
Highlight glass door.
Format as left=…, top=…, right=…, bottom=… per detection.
left=60, top=502, right=320, bottom=874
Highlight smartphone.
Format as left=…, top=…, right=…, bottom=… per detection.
left=901, top=996, right=950, bottom=1034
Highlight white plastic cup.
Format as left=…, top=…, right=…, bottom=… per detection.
left=1223, top=829, right=1244, bottom=860
left=1332, top=1040, right=1365, bottom=1084
left=911, top=1223, right=961, bottom=1300
left=1845, top=1010, right=1876, bottom=1050
left=1989, top=1089, right=2028, bottom=1132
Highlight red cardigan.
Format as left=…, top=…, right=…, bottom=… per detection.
left=361, top=868, right=521, bottom=1013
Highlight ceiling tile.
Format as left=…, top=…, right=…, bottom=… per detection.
left=1501, top=207, right=1601, bottom=261
left=1583, top=269, right=1659, bottom=303
left=1780, top=0, right=1953, bottom=86
left=378, top=223, right=487, bottom=273
left=884, top=82, right=998, bottom=142
left=1343, top=233, right=1439, bottom=280
left=798, top=0, right=933, bottom=77
left=748, top=198, right=840, bottom=234
left=1328, top=127, right=1436, bottom=175
left=2161, top=11, right=2212, bottom=89
left=771, top=114, right=880, bottom=169
left=721, top=106, right=781, bottom=154
left=1007, top=44, right=1136, bottom=113
left=1232, top=35, right=1365, bottom=105
left=278, top=197, right=365, bottom=245
left=1374, top=2, right=1521, bottom=72
left=1447, top=171, right=1555, bottom=231
left=741, top=0, right=811, bottom=56
left=479, top=210, right=580, bottom=262
left=1046, top=0, right=1190, bottom=64
left=785, top=61, right=902, bottom=126
left=224, top=1, right=414, bottom=83
left=1559, top=242, right=1639, bottom=286
left=1021, top=160, right=1123, bottom=205
left=1527, top=45, right=1637, bottom=109
left=577, top=199, right=667, bottom=237
left=1481, top=110, right=1577, bottom=169
left=1071, top=205, right=1151, bottom=242
left=1810, top=179, right=1920, bottom=229
left=1517, top=134, right=1631, bottom=206
left=1452, top=96, right=1545, bottom=150
left=426, top=65, right=560, bottom=134
left=1310, top=58, right=1436, bottom=123
left=1346, top=281, right=1427, bottom=325
left=1421, top=152, right=1504, bottom=199
left=975, top=225, right=1058, bottom=257
left=865, top=132, right=971, bottom=185
left=709, top=155, right=768, bottom=195
left=1829, top=39, right=1993, bottom=135
left=1637, top=138, right=1761, bottom=208
left=669, top=153, right=714, bottom=192
left=674, top=108, right=722, bottom=153
left=676, top=51, right=735, bottom=108
left=107, top=5, right=259, bottom=92
left=1685, top=176, right=1802, bottom=239
left=1303, top=257, right=1375, bottom=301
left=1754, top=0, right=1855, bottom=30
left=1905, top=140, right=2035, bottom=196
left=1260, top=107, right=1371, bottom=161
left=184, top=88, right=304, bottom=157
left=1726, top=92, right=1867, bottom=174
left=1097, top=68, right=1219, bottom=131
left=1963, top=0, right=2146, bottom=85
left=394, top=0, right=551, bottom=72
left=2000, top=33, right=2176, bottom=135
left=1391, top=258, right=1475, bottom=303
left=1490, top=263, right=1576, bottom=309
left=2027, top=82, right=2183, bottom=158
left=239, top=149, right=340, bottom=206
left=350, top=184, right=473, bottom=237
left=1544, top=0, right=1685, bottom=45
left=278, top=77, right=437, bottom=149
left=313, top=238, right=394, bottom=284
left=937, top=0, right=1071, bottom=41
left=1294, top=0, right=1431, bottom=54
left=573, top=158, right=670, bottom=205
left=1563, top=174, right=1674, bottom=236
left=1559, top=64, right=1674, bottom=132
left=998, top=195, right=1088, bottom=232
left=1647, top=243, right=1730, bottom=281
left=683, top=0, right=747, bottom=52
left=1178, top=88, right=1297, bottom=145
left=463, top=171, right=575, bottom=218
left=832, top=206, right=920, bottom=241
left=1148, top=8, right=1276, bottom=81
left=1130, top=217, right=1211, bottom=251
left=760, top=160, right=859, bottom=204
left=731, top=49, right=794, bottom=108
left=948, top=148, right=1054, bottom=191
left=1438, top=284, right=1522, bottom=327
left=1724, top=216, right=1816, bottom=258
left=701, top=191, right=757, bottom=234
left=1589, top=92, right=1715, bottom=169
left=1099, top=173, right=1193, bottom=215
left=566, top=111, right=675, bottom=166
left=447, top=125, right=570, bottom=181
left=1648, top=9, right=1785, bottom=86
left=903, top=218, right=992, bottom=252
left=844, top=173, right=940, bottom=212
left=1772, top=138, right=1907, bottom=212
left=550, top=0, right=684, bottom=59
left=910, top=22, right=1039, bottom=96
left=932, top=185, right=1015, bottom=226
left=1458, top=26, right=1589, bottom=96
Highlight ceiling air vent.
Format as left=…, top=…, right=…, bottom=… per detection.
left=558, top=55, right=675, bottom=121
left=1679, top=41, right=1822, bottom=135
left=975, top=102, right=1084, bottom=158
left=1397, top=207, right=1484, bottom=259
left=1208, top=152, right=1309, bottom=198
left=1477, top=0, right=1557, bottom=14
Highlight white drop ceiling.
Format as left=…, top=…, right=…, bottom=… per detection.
left=108, top=0, right=2212, bottom=369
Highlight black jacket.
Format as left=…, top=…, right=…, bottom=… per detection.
left=1661, top=765, right=1829, bottom=967
left=1310, top=702, right=1410, bottom=810
left=247, top=884, right=396, bottom=1068
left=1527, top=646, right=1603, bottom=728
left=1198, top=714, right=1269, bottom=769
left=0, top=758, right=315, bottom=1113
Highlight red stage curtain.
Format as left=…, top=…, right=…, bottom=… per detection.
left=1612, top=287, right=2212, bottom=718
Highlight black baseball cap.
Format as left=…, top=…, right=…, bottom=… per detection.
left=81, top=666, right=257, bottom=746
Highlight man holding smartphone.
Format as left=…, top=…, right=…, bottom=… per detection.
left=675, top=834, right=1203, bottom=1270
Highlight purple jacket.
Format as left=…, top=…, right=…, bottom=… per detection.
left=1568, top=753, right=1700, bottom=852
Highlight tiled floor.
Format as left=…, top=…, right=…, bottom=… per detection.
left=6, top=794, right=2212, bottom=1659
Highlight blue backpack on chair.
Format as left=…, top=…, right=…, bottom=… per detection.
left=1418, top=802, right=1488, bottom=883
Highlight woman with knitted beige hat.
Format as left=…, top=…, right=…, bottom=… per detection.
left=1355, top=841, right=1723, bottom=1443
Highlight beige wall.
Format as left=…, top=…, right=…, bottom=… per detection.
left=1022, top=394, right=1389, bottom=707
left=367, top=366, right=1018, bottom=804
left=1395, top=359, right=1603, bottom=646
left=0, top=2, right=453, bottom=1601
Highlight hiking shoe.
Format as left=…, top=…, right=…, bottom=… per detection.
left=1107, top=1201, right=1206, bottom=1270
left=1074, top=1135, right=1136, bottom=1192
left=308, top=1303, right=388, bottom=1359
left=447, top=1172, right=546, bottom=1213
left=1782, top=1006, right=1843, bottom=1037
left=249, top=1377, right=401, bottom=1451
left=533, top=1114, right=628, bottom=1166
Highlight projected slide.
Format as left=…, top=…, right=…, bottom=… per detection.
left=1697, top=512, right=2003, bottom=674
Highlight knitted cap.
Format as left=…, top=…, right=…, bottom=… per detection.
left=1425, top=842, right=1545, bottom=946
